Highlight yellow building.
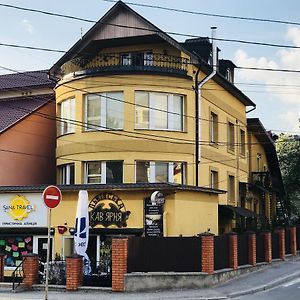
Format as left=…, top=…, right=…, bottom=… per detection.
left=47, top=0, right=283, bottom=270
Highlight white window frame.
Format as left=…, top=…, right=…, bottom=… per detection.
left=60, top=98, right=75, bottom=135
left=85, top=161, right=123, bottom=184
left=85, top=92, right=123, bottom=131
left=135, top=161, right=185, bottom=184
left=135, top=92, right=184, bottom=131
left=58, top=163, right=74, bottom=185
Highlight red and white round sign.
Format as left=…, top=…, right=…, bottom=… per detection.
left=43, top=185, right=62, bottom=209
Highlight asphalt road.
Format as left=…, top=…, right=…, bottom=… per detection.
left=236, top=276, right=300, bottom=300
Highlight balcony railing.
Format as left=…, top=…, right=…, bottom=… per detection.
left=251, top=171, right=271, bottom=189
left=60, top=52, right=189, bottom=77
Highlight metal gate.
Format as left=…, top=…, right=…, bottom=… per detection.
left=83, top=235, right=112, bottom=287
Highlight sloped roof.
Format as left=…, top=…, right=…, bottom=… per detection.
left=0, top=94, right=54, bottom=133
left=0, top=70, right=54, bottom=91
left=247, top=118, right=285, bottom=197
left=50, top=0, right=196, bottom=75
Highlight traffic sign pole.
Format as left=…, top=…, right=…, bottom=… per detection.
left=45, top=208, right=51, bottom=300
left=42, top=185, right=62, bottom=300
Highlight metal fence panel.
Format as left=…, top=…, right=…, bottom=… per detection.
left=238, top=233, right=249, bottom=266
left=297, top=227, right=300, bottom=251
left=256, top=233, right=265, bottom=263
left=214, top=234, right=229, bottom=270
left=285, top=230, right=291, bottom=254
left=272, top=232, right=280, bottom=259
left=127, top=237, right=201, bottom=273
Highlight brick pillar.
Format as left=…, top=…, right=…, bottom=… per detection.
left=23, top=253, right=39, bottom=288
left=261, top=231, right=272, bottom=263
left=228, top=233, right=238, bottom=270
left=200, top=233, right=214, bottom=274
left=0, top=253, right=5, bottom=282
left=288, top=227, right=297, bottom=256
left=66, top=255, right=83, bottom=291
left=112, top=238, right=128, bottom=292
left=276, top=228, right=285, bottom=260
left=248, top=232, right=256, bottom=266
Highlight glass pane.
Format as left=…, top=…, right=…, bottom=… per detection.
left=60, top=99, right=75, bottom=134
left=173, top=162, right=183, bottom=184
left=106, top=92, right=123, bottom=129
left=171, top=95, right=183, bottom=131
left=135, top=92, right=149, bottom=129
left=69, top=164, right=75, bottom=184
left=152, top=94, right=168, bottom=129
left=87, top=162, right=101, bottom=183
left=136, top=161, right=150, bottom=183
left=106, top=161, right=123, bottom=183
left=86, top=95, right=101, bottom=130
left=144, top=52, right=153, bottom=66
left=121, top=53, right=131, bottom=65
left=155, top=162, right=168, bottom=182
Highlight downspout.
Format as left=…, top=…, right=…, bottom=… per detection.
left=195, top=26, right=218, bottom=186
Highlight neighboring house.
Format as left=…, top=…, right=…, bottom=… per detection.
left=0, top=70, right=56, bottom=185
left=247, top=118, right=287, bottom=229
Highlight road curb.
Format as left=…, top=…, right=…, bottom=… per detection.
left=227, top=270, right=300, bottom=298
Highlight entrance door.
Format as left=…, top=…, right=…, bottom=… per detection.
left=37, top=237, right=53, bottom=262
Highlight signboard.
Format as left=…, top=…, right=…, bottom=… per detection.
left=0, top=193, right=47, bottom=227
left=144, top=197, right=164, bottom=237
left=43, top=185, right=62, bottom=209
left=88, top=193, right=130, bottom=228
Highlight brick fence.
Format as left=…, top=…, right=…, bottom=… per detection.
left=17, top=226, right=299, bottom=292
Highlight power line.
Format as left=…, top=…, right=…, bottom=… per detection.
left=1, top=2, right=300, bottom=51
left=102, top=0, right=300, bottom=27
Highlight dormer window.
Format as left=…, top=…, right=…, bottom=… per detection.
left=120, top=51, right=153, bottom=67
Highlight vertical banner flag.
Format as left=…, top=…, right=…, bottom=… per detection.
left=74, top=190, right=91, bottom=275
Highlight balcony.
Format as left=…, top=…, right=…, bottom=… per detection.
left=60, top=52, right=189, bottom=78
left=251, top=172, right=271, bottom=189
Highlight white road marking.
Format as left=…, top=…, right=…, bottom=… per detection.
left=282, top=277, right=300, bottom=287
left=45, top=195, right=59, bottom=200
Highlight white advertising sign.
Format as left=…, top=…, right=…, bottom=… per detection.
left=0, top=193, right=47, bottom=227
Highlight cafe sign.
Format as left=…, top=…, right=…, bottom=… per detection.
left=89, top=193, right=131, bottom=228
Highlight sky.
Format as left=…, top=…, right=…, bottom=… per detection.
left=0, top=0, right=299, bottom=134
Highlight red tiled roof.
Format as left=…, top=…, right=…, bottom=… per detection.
left=0, top=70, right=54, bottom=90
left=0, top=94, right=54, bottom=133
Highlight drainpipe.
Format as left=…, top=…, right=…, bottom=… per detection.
left=195, top=27, right=218, bottom=186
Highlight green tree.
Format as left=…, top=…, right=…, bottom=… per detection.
left=276, top=134, right=300, bottom=220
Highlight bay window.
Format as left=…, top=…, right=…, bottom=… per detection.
left=136, top=161, right=186, bottom=184
left=135, top=91, right=184, bottom=131
left=85, top=92, right=123, bottom=130
left=85, top=161, right=123, bottom=184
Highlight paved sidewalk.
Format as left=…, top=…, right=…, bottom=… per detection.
left=0, top=258, right=299, bottom=299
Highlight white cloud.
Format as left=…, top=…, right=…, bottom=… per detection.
left=234, top=27, right=300, bottom=133
left=21, top=19, right=35, bottom=35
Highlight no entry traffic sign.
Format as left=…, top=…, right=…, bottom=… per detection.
left=43, top=185, right=62, bottom=209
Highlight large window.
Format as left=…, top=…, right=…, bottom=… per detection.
left=240, top=129, right=246, bottom=156
left=60, top=98, right=75, bottom=135
left=228, top=175, right=235, bottom=203
left=85, top=161, right=123, bottom=184
left=58, top=163, right=75, bottom=185
left=228, top=121, right=235, bottom=152
left=135, top=91, right=184, bottom=131
left=85, top=92, right=123, bottom=130
left=136, top=161, right=186, bottom=184
left=210, top=170, right=219, bottom=189
left=210, top=112, right=218, bottom=144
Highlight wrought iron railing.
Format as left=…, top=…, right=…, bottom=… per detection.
left=39, top=260, right=66, bottom=285
left=60, top=52, right=189, bottom=76
left=12, top=259, right=25, bottom=292
left=251, top=171, right=271, bottom=189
